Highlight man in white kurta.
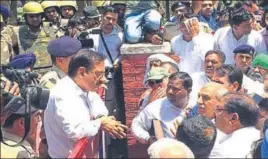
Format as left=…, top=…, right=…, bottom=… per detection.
left=171, top=18, right=214, bottom=75
left=214, top=8, right=266, bottom=65
left=213, top=92, right=260, bottom=158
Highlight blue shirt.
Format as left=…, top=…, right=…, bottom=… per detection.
left=197, top=9, right=219, bottom=31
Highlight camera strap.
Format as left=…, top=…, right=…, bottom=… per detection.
left=1, top=114, right=31, bottom=147
left=100, top=33, right=114, bottom=65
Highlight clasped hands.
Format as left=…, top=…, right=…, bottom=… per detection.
left=100, top=116, right=128, bottom=139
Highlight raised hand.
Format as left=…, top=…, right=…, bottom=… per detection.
left=188, top=18, right=200, bottom=38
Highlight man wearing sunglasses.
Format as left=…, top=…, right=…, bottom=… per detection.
left=139, top=67, right=170, bottom=110
left=213, top=92, right=260, bottom=158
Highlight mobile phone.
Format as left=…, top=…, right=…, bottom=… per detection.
left=252, top=93, right=263, bottom=105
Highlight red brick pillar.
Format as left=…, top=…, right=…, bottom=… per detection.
left=120, top=42, right=175, bottom=158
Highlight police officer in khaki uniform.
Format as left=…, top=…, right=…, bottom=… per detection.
left=41, top=1, right=67, bottom=38
left=1, top=105, right=41, bottom=158
left=0, top=13, right=13, bottom=65
left=39, top=36, right=82, bottom=89
left=10, top=2, right=56, bottom=74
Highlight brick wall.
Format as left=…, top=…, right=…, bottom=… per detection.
left=121, top=42, right=179, bottom=158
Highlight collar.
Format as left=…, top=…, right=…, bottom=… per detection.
left=165, top=97, right=188, bottom=112
left=2, top=129, right=33, bottom=152
left=102, top=27, right=119, bottom=37
left=64, top=76, right=88, bottom=97
left=52, top=65, right=66, bottom=79
left=229, top=27, right=247, bottom=41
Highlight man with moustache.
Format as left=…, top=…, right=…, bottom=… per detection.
left=189, top=50, right=226, bottom=106
left=248, top=53, right=268, bottom=83
left=132, top=72, right=192, bottom=144
left=233, top=45, right=255, bottom=76
left=44, top=50, right=128, bottom=158
left=41, top=1, right=67, bottom=38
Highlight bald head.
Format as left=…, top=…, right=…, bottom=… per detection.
left=148, top=138, right=194, bottom=158
left=198, top=82, right=229, bottom=120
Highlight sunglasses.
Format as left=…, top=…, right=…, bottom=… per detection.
left=148, top=79, right=163, bottom=86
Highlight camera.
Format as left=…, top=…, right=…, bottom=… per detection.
left=77, top=28, right=103, bottom=48
left=1, top=66, right=50, bottom=113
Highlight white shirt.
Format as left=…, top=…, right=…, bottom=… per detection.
left=44, top=76, right=108, bottom=158
left=243, top=74, right=264, bottom=96
left=171, top=32, right=214, bottom=75
left=189, top=72, right=211, bottom=107
left=87, top=27, right=124, bottom=66
left=211, top=126, right=260, bottom=158
left=214, top=26, right=267, bottom=65
left=131, top=97, right=186, bottom=144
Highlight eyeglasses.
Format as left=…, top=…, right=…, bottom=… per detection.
left=148, top=79, right=163, bottom=86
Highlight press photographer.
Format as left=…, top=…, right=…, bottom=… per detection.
left=0, top=67, right=49, bottom=158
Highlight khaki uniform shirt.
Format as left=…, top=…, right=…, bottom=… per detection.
left=1, top=26, right=15, bottom=65
left=39, top=65, right=66, bottom=89
left=1, top=129, right=36, bottom=158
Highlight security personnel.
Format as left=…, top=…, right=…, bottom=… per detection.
left=58, top=1, right=77, bottom=19
left=10, top=2, right=56, bottom=74
left=0, top=13, right=13, bottom=65
left=41, top=1, right=67, bottom=38
left=233, top=45, right=255, bottom=76
left=39, top=36, right=82, bottom=89
left=91, top=0, right=111, bottom=14
left=1, top=105, right=40, bottom=158
left=83, top=6, right=102, bottom=29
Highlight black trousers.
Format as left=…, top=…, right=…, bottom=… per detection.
left=105, top=65, right=128, bottom=158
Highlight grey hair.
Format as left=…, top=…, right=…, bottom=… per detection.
left=148, top=138, right=194, bottom=158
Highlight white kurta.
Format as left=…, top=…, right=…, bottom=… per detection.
left=214, top=26, right=267, bottom=65
left=210, top=127, right=260, bottom=158
left=243, top=74, right=264, bottom=96
left=171, top=32, right=214, bottom=75
left=44, top=76, right=108, bottom=158
left=131, top=97, right=186, bottom=144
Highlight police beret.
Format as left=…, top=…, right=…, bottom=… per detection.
left=233, top=45, right=255, bottom=56
left=47, top=36, right=82, bottom=57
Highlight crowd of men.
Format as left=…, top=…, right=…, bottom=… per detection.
left=1, top=0, right=268, bottom=158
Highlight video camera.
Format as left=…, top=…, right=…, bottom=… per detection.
left=76, top=28, right=102, bottom=48
left=1, top=66, right=50, bottom=114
